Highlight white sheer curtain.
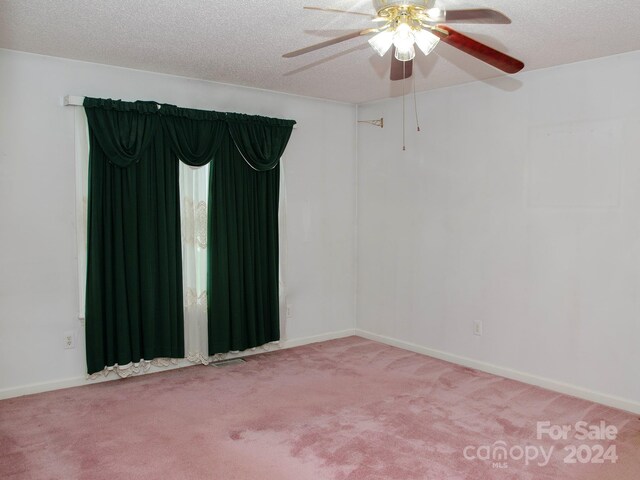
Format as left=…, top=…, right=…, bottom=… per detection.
left=74, top=107, right=89, bottom=321
left=278, top=162, right=289, bottom=341
left=179, top=162, right=210, bottom=364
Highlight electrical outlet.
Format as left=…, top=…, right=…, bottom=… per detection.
left=286, top=304, right=292, bottom=318
left=64, top=330, right=76, bottom=349
left=473, top=320, right=483, bottom=336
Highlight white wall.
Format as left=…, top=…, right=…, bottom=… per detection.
left=0, top=49, right=357, bottom=395
left=357, top=51, right=640, bottom=412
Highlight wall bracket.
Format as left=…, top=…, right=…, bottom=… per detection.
left=358, top=117, right=384, bottom=128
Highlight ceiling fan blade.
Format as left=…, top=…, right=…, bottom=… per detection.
left=444, top=9, right=511, bottom=24
left=433, top=25, right=524, bottom=73
left=283, top=29, right=376, bottom=58
left=390, top=50, right=413, bottom=81
left=304, top=6, right=374, bottom=18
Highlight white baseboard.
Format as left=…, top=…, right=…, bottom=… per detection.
left=0, top=328, right=357, bottom=400
left=355, top=329, right=640, bottom=415
left=281, top=328, right=356, bottom=348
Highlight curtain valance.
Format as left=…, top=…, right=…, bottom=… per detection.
left=83, top=97, right=296, bottom=169
left=83, top=98, right=160, bottom=167
left=162, top=116, right=226, bottom=167
left=226, top=113, right=295, bottom=171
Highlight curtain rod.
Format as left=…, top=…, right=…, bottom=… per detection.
left=64, top=95, right=86, bottom=106
left=63, top=95, right=298, bottom=128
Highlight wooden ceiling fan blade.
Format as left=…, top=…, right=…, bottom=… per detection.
left=390, top=50, right=413, bottom=81
left=283, top=29, right=376, bottom=58
left=303, top=6, right=374, bottom=18
left=433, top=25, right=524, bottom=74
left=444, top=9, right=511, bottom=24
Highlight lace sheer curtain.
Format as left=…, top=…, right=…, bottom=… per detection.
left=74, top=106, right=289, bottom=376
left=180, top=162, right=210, bottom=364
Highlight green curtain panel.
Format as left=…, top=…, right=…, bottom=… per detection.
left=83, top=97, right=295, bottom=373
left=84, top=99, right=184, bottom=374
left=208, top=114, right=295, bottom=354
left=209, top=132, right=279, bottom=354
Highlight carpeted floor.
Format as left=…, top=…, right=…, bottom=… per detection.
left=1, top=336, right=639, bottom=479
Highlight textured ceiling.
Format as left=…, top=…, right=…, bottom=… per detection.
left=1, top=0, right=640, bottom=104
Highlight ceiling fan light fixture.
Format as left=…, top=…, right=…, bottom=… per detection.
left=368, top=30, right=395, bottom=56
left=413, top=28, right=440, bottom=56
left=392, top=23, right=415, bottom=61
left=394, top=43, right=415, bottom=61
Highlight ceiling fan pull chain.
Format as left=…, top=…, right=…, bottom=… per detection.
left=402, top=61, right=406, bottom=151
left=413, top=75, right=420, bottom=132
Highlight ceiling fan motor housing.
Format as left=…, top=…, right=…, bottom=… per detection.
left=372, top=0, right=436, bottom=15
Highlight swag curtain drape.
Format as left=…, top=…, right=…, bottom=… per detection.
left=226, top=113, right=295, bottom=171
left=83, top=98, right=295, bottom=374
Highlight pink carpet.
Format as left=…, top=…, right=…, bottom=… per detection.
left=1, top=336, right=639, bottom=479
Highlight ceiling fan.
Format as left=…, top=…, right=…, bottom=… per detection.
left=283, top=0, right=524, bottom=81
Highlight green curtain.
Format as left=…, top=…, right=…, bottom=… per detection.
left=84, top=99, right=184, bottom=374
left=83, top=97, right=295, bottom=372
left=208, top=114, right=295, bottom=353
left=208, top=132, right=281, bottom=353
